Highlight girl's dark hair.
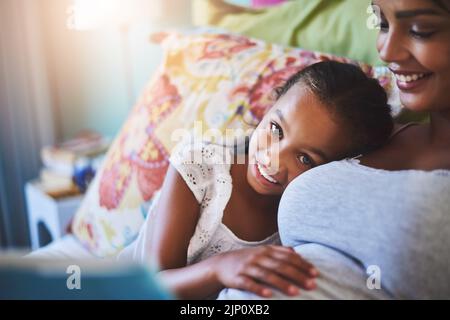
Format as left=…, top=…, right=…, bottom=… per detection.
left=276, top=60, right=394, bottom=157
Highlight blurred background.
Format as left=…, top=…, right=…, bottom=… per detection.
left=0, top=0, right=196, bottom=249
left=0, top=0, right=275, bottom=250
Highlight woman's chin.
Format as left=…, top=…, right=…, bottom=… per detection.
left=397, top=78, right=445, bottom=114
left=399, top=93, right=434, bottom=114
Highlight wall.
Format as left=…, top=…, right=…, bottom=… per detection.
left=0, top=0, right=171, bottom=248
left=41, top=0, right=164, bottom=140
left=0, top=0, right=56, bottom=247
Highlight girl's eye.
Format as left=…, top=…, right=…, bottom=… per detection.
left=298, top=154, right=313, bottom=167
left=270, top=121, right=283, bottom=139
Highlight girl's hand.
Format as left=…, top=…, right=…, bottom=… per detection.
left=213, top=245, right=319, bottom=298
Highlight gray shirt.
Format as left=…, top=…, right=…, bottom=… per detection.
left=219, top=159, right=450, bottom=300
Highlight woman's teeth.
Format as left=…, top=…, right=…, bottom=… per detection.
left=394, top=73, right=427, bottom=83
left=257, top=162, right=278, bottom=184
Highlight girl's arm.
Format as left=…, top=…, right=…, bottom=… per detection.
left=159, top=245, right=319, bottom=299
left=148, top=164, right=231, bottom=298
left=149, top=165, right=318, bottom=299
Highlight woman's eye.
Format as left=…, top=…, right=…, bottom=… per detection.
left=379, top=19, right=389, bottom=32
left=410, top=28, right=436, bottom=39
left=298, top=155, right=313, bottom=167
left=270, top=121, right=283, bottom=139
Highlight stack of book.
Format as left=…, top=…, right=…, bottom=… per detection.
left=38, top=131, right=109, bottom=198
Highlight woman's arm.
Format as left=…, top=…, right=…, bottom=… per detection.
left=149, top=165, right=318, bottom=299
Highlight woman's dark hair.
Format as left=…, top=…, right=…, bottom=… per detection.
left=432, top=0, right=450, bottom=12
left=275, top=60, right=394, bottom=157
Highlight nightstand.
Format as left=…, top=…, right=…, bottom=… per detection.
left=25, top=181, right=84, bottom=250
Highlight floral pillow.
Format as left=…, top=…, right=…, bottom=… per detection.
left=71, top=31, right=399, bottom=257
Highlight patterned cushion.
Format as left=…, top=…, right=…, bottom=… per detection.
left=71, top=31, right=399, bottom=257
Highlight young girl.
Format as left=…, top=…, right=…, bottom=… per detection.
left=118, top=61, right=394, bottom=299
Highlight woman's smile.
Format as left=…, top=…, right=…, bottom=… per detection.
left=375, top=0, right=450, bottom=112
left=390, top=68, right=434, bottom=92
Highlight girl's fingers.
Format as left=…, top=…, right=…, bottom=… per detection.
left=268, top=245, right=295, bottom=252
left=257, top=257, right=316, bottom=290
left=234, top=275, right=273, bottom=298
left=243, top=265, right=300, bottom=296
left=269, top=248, right=319, bottom=277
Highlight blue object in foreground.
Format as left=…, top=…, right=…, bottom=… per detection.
left=0, top=256, right=173, bottom=300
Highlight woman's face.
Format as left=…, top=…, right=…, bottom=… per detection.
left=374, top=0, right=450, bottom=112
left=246, top=85, right=353, bottom=195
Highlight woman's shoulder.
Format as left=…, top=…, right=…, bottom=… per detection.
left=360, top=122, right=450, bottom=172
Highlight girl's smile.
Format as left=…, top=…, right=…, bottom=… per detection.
left=251, top=160, right=283, bottom=191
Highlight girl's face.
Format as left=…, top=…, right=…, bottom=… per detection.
left=374, top=0, right=450, bottom=112
left=246, top=85, right=353, bottom=195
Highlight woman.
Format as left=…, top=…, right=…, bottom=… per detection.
left=219, top=0, right=450, bottom=299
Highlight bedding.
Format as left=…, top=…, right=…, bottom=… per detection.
left=193, top=0, right=384, bottom=66
left=227, top=0, right=286, bottom=8
left=27, top=235, right=94, bottom=260
left=70, top=30, right=400, bottom=258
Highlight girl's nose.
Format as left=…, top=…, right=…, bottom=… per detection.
left=257, top=144, right=284, bottom=176
left=258, top=149, right=270, bottom=165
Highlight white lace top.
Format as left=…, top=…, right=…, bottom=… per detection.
left=117, top=141, right=280, bottom=266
